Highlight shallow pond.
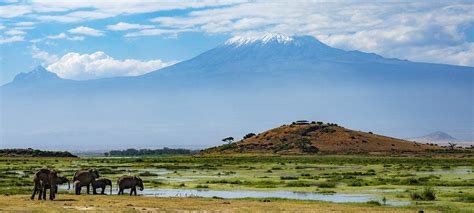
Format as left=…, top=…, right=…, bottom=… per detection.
left=139, top=188, right=409, bottom=206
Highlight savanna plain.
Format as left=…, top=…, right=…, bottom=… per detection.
left=0, top=155, right=472, bottom=212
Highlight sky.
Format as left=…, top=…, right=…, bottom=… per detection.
left=1, top=0, right=474, bottom=84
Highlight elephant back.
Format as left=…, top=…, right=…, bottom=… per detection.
left=117, top=176, right=136, bottom=188
left=73, top=170, right=97, bottom=184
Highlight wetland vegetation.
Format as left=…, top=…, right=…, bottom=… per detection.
left=0, top=155, right=472, bottom=212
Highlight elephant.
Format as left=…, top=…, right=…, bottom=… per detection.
left=93, top=178, right=112, bottom=195
left=72, top=169, right=99, bottom=195
left=117, top=176, right=144, bottom=196
left=31, top=168, right=58, bottom=200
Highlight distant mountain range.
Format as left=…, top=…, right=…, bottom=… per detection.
left=1, top=34, right=473, bottom=150
left=408, top=131, right=473, bottom=147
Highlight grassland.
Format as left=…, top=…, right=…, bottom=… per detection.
left=0, top=155, right=473, bottom=212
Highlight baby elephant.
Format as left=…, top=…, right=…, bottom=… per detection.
left=93, top=178, right=112, bottom=195
left=117, top=176, right=144, bottom=196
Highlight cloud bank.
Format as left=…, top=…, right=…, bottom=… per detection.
left=46, top=51, right=176, bottom=80
left=1, top=1, right=473, bottom=66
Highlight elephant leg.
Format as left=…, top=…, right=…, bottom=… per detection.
left=38, top=188, right=42, bottom=200
left=101, top=187, right=105, bottom=194
left=49, top=189, right=54, bottom=200
left=31, top=185, right=38, bottom=200
left=129, top=187, right=133, bottom=196
left=42, top=187, right=47, bottom=200
left=134, top=187, right=137, bottom=196
left=92, top=185, right=97, bottom=195
left=87, top=185, right=90, bottom=194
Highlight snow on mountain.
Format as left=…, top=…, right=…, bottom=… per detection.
left=224, top=33, right=295, bottom=46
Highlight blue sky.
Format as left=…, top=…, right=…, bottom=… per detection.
left=1, top=1, right=473, bottom=84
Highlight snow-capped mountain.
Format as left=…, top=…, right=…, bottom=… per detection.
left=1, top=34, right=473, bottom=150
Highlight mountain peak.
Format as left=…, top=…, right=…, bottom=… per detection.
left=225, top=33, right=294, bottom=46
left=423, top=131, right=457, bottom=141
left=12, top=65, right=62, bottom=83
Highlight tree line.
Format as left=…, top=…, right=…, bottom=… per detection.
left=0, top=148, right=76, bottom=157
left=104, top=148, right=197, bottom=156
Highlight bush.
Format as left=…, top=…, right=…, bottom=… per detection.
left=410, top=186, right=436, bottom=201
left=243, top=133, right=256, bottom=139
left=281, top=176, right=299, bottom=180
left=195, top=184, right=209, bottom=189
left=318, top=181, right=336, bottom=188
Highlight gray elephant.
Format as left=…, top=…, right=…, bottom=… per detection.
left=117, top=176, right=144, bottom=196
left=72, top=169, right=99, bottom=195
left=31, top=168, right=58, bottom=200
left=93, top=178, right=112, bottom=195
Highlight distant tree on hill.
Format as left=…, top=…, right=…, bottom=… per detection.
left=243, top=133, right=256, bottom=139
left=222, top=137, right=234, bottom=144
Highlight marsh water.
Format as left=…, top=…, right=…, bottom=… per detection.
left=144, top=188, right=410, bottom=206
left=60, top=185, right=409, bottom=206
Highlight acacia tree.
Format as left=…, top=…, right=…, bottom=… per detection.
left=222, top=137, right=234, bottom=144
left=448, top=142, right=457, bottom=150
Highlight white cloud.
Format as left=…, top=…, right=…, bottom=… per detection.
left=68, top=26, right=104, bottom=36
left=29, top=1, right=244, bottom=23
left=5, top=29, right=26, bottom=36
left=31, top=45, right=59, bottom=65
left=0, top=35, right=24, bottom=44
left=0, top=5, right=31, bottom=18
left=125, top=28, right=193, bottom=37
left=106, top=22, right=154, bottom=31
left=46, top=51, right=177, bottom=80
left=47, top=33, right=84, bottom=41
